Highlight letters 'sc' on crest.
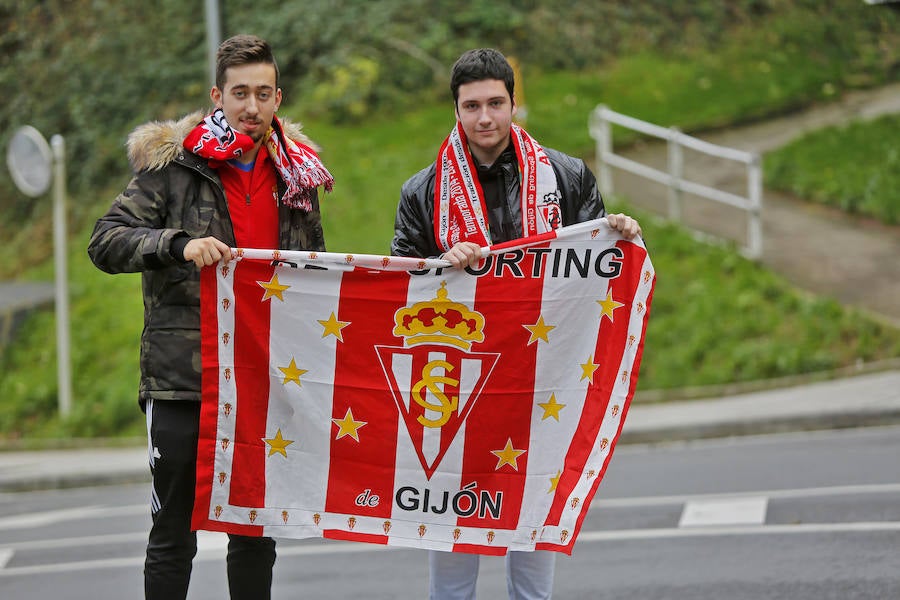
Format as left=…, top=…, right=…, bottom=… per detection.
left=376, top=282, right=499, bottom=479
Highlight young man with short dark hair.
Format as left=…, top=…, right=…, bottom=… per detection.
left=89, top=34, right=333, bottom=600
left=392, top=47, right=641, bottom=600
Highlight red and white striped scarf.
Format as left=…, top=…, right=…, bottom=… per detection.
left=434, top=122, right=561, bottom=251
left=183, top=109, right=334, bottom=211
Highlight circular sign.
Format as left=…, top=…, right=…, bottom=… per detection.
left=7, top=125, right=53, bottom=197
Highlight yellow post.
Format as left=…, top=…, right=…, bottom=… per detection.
left=508, top=56, right=527, bottom=127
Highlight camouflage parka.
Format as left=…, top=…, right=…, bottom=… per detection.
left=88, top=111, right=327, bottom=410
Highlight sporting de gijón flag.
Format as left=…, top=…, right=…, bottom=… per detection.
left=192, top=218, right=655, bottom=555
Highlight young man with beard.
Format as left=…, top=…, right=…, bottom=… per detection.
left=391, top=48, right=641, bottom=600
left=88, top=34, right=333, bottom=600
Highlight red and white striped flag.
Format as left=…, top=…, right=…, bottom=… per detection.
left=192, top=217, right=655, bottom=555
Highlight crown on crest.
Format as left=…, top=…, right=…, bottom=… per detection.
left=393, top=281, right=485, bottom=350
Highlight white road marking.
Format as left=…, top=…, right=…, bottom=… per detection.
left=196, top=530, right=228, bottom=552
left=595, top=482, right=900, bottom=508
left=0, top=529, right=227, bottom=554
left=0, top=537, right=394, bottom=577
left=2, top=483, right=899, bottom=577
left=0, top=531, right=146, bottom=552
left=0, top=504, right=146, bottom=531
left=576, top=521, right=900, bottom=542
left=1, top=521, right=899, bottom=577
left=0, top=483, right=893, bottom=531
left=678, top=496, right=768, bottom=527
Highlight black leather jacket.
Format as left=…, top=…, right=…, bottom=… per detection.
left=391, top=145, right=605, bottom=258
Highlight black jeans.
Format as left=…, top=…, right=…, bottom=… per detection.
left=144, top=399, right=276, bottom=600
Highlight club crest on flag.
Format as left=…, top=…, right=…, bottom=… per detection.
left=376, top=282, right=499, bottom=479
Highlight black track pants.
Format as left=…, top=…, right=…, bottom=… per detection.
left=144, top=399, right=276, bottom=600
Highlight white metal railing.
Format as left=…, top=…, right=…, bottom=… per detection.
left=589, top=105, right=763, bottom=259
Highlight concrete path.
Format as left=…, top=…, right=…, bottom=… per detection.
left=607, top=82, right=900, bottom=326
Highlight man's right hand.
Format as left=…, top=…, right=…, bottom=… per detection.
left=183, top=237, right=233, bottom=267
left=442, top=241, right=483, bottom=269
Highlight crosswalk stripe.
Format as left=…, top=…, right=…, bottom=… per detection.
left=678, top=496, right=768, bottom=527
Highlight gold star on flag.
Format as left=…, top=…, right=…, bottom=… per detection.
left=548, top=469, right=561, bottom=492
left=318, top=312, right=350, bottom=341
left=597, top=290, right=624, bottom=322
left=538, top=393, right=566, bottom=421
left=332, top=408, right=367, bottom=441
left=278, top=358, right=308, bottom=387
left=523, top=315, right=555, bottom=345
left=491, top=438, right=526, bottom=471
left=263, top=429, right=294, bottom=457
left=580, top=355, right=600, bottom=383
left=258, top=273, right=290, bottom=302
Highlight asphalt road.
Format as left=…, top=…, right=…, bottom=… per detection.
left=1, top=425, right=898, bottom=599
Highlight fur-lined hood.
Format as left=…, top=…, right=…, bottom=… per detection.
left=126, top=110, right=317, bottom=172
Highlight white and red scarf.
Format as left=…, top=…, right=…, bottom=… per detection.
left=183, top=109, right=334, bottom=211
left=434, top=122, right=561, bottom=251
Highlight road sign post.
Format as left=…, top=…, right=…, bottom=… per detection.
left=7, top=126, right=72, bottom=417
